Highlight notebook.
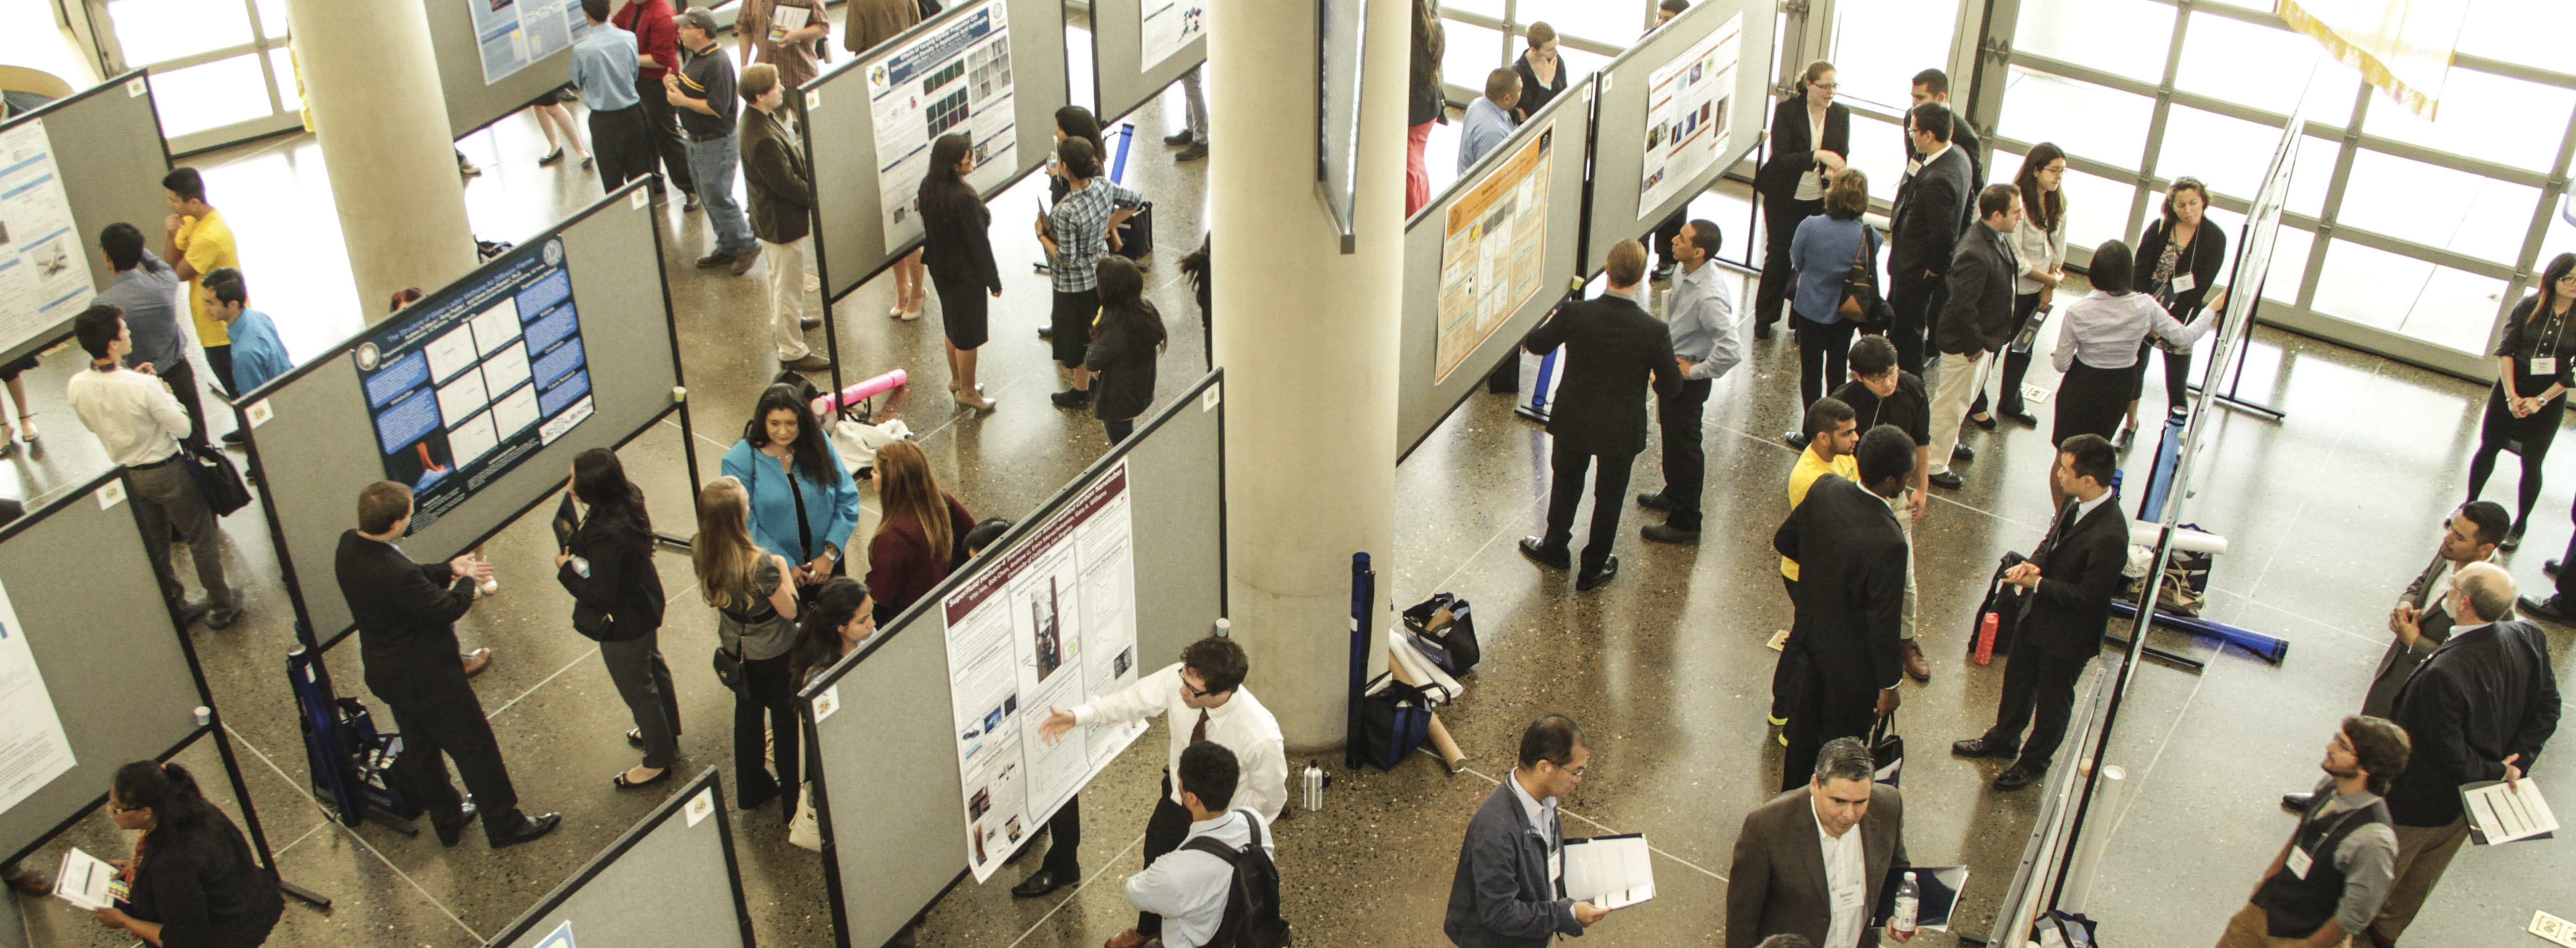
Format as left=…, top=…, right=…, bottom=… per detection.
left=1561, top=834, right=1654, bottom=910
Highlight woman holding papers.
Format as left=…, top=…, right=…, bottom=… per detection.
left=89, top=760, right=282, bottom=948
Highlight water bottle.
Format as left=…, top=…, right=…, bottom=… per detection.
left=1301, top=761, right=1326, bottom=811
left=1975, top=612, right=1999, bottom=666
left=1892, top=870, right=1921, bottom=936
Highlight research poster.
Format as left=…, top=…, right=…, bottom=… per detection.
left=942, top=462, right=1145, bottom=883
left=869, top=1, right=1020, bottom=249
left=1635, top=12, right=1741, bottom=218
left=1138, top=0, right=1207, bottom=73
left=470, top=0, right=588, bottom=86
left=0, top=119, right=97, bottom=357
left=355, top=237, right=594, bottom=534
left=0, top=575, right=77, bottom=817
left=1436, top=122, right=1554, bottom=385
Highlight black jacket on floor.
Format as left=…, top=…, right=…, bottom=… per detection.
left=1522, top=293, right=1681, bottom=458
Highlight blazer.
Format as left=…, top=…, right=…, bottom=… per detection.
left=2017, top=497, right=2131, bottom=663
left=2362, top=551, right=2483, bottom=718
left=2131, top=218, right=2227, bottom=323
left=1888, top=145, right=1973, bottom=287
left=2385, top=619, right=2561, bottom=827
left=741, top=107, right=812, bottom=243
left=1511, top=52, right=1566, bottom=122
left=1521, top=294, right=1682, bottom=458
left=1935, top=221, right=2019, bottom=355
left=920, top=189, right=1003, bottom=294
left=1757, top=98, right=1851, bottom=197
left=1774, top=475, right=1910, bottom=692
left=557, top=512, right=667, bottom=640
left=1726, top=784, right=1909, bottom=948
left=123, top=818, right=284, bottom=948
left=841, top=0, right=918, bottom=55
left=866, top=491, right=973, bottom=621
left=1900, top=106, right=1985, bottom=228
left=1443, top=780, right=1582, bottom=948
left=1085, top=303, right=1164, bottom=423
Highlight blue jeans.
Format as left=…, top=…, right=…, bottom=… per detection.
left=684, top=135, right=758, bottom=256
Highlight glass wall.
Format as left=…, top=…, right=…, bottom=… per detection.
left=81, top=0, right=302, bottom=153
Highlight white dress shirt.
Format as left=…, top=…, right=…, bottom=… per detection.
left=1124, top=809, right=1275, bottom=948
left=66, top=365, right=189, bottom=467
left=1814, top=797, right=1868, bottom=948
left=1073, top=662, right=1289, bottom=820
left=1507, top=767, right=1563, bottom=890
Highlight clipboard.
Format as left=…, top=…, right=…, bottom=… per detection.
left=2460, top=779, right=2557, bottom=845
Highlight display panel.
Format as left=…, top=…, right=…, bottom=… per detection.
left=1583, top=0, right=1773, bottom=276
left=1436, top=122, right=1556, bottom=385
left=0, top=73, right=171, bottom=368
left=868, top=3, right=1023, bottom=250
left=468, top=0, right=588, bottom=87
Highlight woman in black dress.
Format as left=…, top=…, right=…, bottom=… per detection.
left=89, top=761, right=283, bottom=948
left=2466, top=252, right=2576, bottom=549
left=1084, top=255, right=1166, bottom=445
left=1510, top=22, right=1565, bottom=122
left=2124, top=176, right=2229, bottom=447
left=1753, top=60, right=1849, bottom=338
left=919, top=132, right=1003, bottom=411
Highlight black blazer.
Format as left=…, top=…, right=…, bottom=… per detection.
left=2132, top=217, right=2227, bottom=322
left=336, top=530, right=477, bottom=694
left=1774, top=475, right=1910, bottom=691
left=1888, top=145, right=1973, bottom=286
left=1901, top=106, right=1985, bottom=227
left=1511, top=53, right=1566, bottom=122
left=558, top=512, right=667, bottom=640
left=1442, top=779, right=1580, bottom=948
left=920, top=188, right=1003, bottom=294
left=2016, top=497, right=2131, bottom=662
left=124, top=818, right=284, bottom=948
left=1757, top=97, right=1851, bottom=196
left=2385, top=619, right=2562, bottom=827
left=1935, top=221, right=2019, bottom=355
left=1522, top=294, right=1682, bottom=458
left=1084, top=303, right=1163, bottom=423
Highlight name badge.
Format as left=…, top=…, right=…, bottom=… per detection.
left=1905, top=158, right=1922, bottom=177
left=1547, top=848, right=1563, bottom=889
left=2285, top=844, right=2314, bottom=880
left=2171, top=273, right=2196, bottom=293
left=2534, top=356, right=2559, bottom=375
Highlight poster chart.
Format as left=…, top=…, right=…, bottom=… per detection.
left=1436, top=122, right=1554, bottom=384
left=942, top=462, right=1146, bottom=882
left=870, top=2, right=1021, bottom=249
left=0, top=119, right=96, bottom=354
left=0, top=575, right=76, bottom=817
left=470, top=0, right=587, bottom=87
left=1634, top=12, right=1742, bottom=218
left=1139, top=0, right=1207, bottom=73
left=355, top=237, right=594, bottom=534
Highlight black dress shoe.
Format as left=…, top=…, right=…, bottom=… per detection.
left=1175, top=141, right=1208, bottom=162
left=221, top=429, right=247, bottom=445
left=2281, top=791, right=2316, bottom=813
left=1036, top=326, right=1054, bottom=340
left=2001, top=408, right=2041, bottom=428
left=1928, top=471, right=1965, bottom=490
left=2114, top=424, right=2135, bottom=452
left=1970, top=412, right=1997, bottom=431
left=1518, top=537, right=1571, bottom=571
left=1784, top=431, right=1812, bottom=450
left=696, top=251, right=735, bottom=269
left=1993, top=764, right=2047, bottom=791
left=1011, top=867, right=1076, bottom=899
left=490, top=812, right=562, bottom=849
left=738, top=783, right=780, bottom=811
left=2518, top=593, right=2576, bottom=625
left=1754, top=322, right=1774, bottom=341
left=1164, top=129, right=1195, bottom=146
left=1640, top=523, right=1699, bottom=545
left=2501, top=521, right=2527, bottom=551
left=626, top=728, right=643, bottom=747
left=434, top=800, right=481, bottom=848
left=1951, top=737, right=2016, bottom=759
left=2548, top=558, right=2562, bottom=579
left=1952, top=442, right=1976, bottom=463
left=1575, top=556, right=1619, bottom=591
left=683, top=192, right=703, bottom=212
left=1636, top=491, right=1675, bottom=512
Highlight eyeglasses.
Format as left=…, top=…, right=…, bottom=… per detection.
left=1182, top=681, right=1212, bottom=699
left=1810, top=82, right=1839, bottom=91
left=107, top=800, right=145, bottom=815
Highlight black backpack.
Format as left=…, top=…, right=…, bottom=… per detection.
left=1179, top=811, right=1292, bottom=948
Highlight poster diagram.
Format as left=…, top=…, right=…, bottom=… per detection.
left=0, top=575, right=77, bottom=817
left=1635, top=12, right=1742, bottom=218
left=1139, top=0, right=1207, bottom=73
left=943, top=462, right=1144, bottom=883
left=356, top=237, right=594, bottom=534
left=469, top=0, right=588, bottom=86
left=1436, top=122, right=1554, bottom=385
left=0, top=119, right=97, bottom=358
left=869, top=1, right=1019, bottom=249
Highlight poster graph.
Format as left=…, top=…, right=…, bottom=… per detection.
left=869, top=2, right=1020, bottom=249
left=1635, top=12, right=1741, bottom=218
left=0, top=119, right=96, bottom=357
left=1436, top=122, right=1553, bottom=385
left=469, top=0, right=588, bottom=86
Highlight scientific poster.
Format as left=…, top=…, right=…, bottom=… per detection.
left=355, top=237, right=593, bottom=534
left=0, top=575, right=77, bottom=817
left=0, top=119, right=97, bottom=357
left=1635, top=12, right=1741, bottom=218
left=469, top=0, right=588, bottom=86
left=943, top=463, right=1145, bottom=883
left=1139, top=0, right=1207, bottom=73
left=1436, top=122, right=1553, bottom=385
left=869, top=1, right=1019, bottom=248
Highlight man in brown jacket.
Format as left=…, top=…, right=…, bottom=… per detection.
left=1727, top=737, right=1912, bottom=948
left=739, top=63, right=831, bottom=373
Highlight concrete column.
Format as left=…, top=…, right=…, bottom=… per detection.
left=1208, top=0, right=1409, bottom=747
left=282, top=0, right=478, bottom=318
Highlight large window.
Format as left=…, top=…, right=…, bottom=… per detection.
left=81, top=0, right=301, bottom=153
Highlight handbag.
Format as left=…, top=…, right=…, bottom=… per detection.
left=178, top=441, right=252, bottom=516
left=1356, top=675, right=1433, bottom=771
left=1399, top=593, right=1481, bottom=674
left=713, top=646, right=744, bottom=690
left=1868, top=711, right=1905, bottom=786
left=788, top=781, right=823, bottom=851
left=1837, top=230, right=1891, bottom=324
left=1968, top=551, right=2029, bottom=659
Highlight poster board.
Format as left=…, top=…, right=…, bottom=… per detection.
left=0, top=71, right=171, bottom=368
left=0, top=474, right=211, bottom=867
left=805, top=371, right=1226, bottom=948
left=1398, top=78, right=1591, bottom=461
left=802, top=0, right=1070, bottom=302
left=483, top=769, right=756, bottom=948
left=426, top=0, right=592, bottom=140
left=241, top=182, right=681, bottom=648
left=1583, top=0, right=1772, bottom=276
left=1089, top=0, right=1208, bottom=126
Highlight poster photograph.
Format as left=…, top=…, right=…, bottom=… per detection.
left=869, top=2, right=1020, bottom=248
left=1435, top=122, right=1553, bottom=385
left=1635, top=12, right=1741, bottom=218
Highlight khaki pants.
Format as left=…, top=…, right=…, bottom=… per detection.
left=2217, top=902, right=2348, bottom=948
left=762, top=237, right=814, bottom=361
left=127, top=459, right=234, bottom=611
left=1927, top=349, right=1991, bottom=476
left=2370, top=817, right=2469, bottom=945
left=1887, top=487, right=1919, bottom=641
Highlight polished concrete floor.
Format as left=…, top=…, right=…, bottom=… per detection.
left=7, top=28, right=2574, bottom=948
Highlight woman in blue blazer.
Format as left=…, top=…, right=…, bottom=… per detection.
left=720, top=384, right=860, bottom=598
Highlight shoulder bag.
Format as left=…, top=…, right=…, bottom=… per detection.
left=1837, top=229, right=1892, bottom=324
left=179, top=441, right=252, bottom=517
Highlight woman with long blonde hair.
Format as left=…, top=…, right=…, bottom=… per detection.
left=865, top=440, right=974, bottom=624
left=694, top=477, right=803, bottom=817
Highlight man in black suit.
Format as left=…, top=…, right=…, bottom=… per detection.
left=1925, top=184, right=2024, bottom=491
left=1902, top=68, right=1985, bottom=233
left=1953, top=434, right=2128, bottom=791
left=1520, top=239, right=1683, bottom=591
left=1886, top=102, right=1973, bottom=378
left=336, top=481, right=561, bottom=849
left=1772, top=425, right=1915, bottom=791
left=2370, top=562, right=2559, bottom=946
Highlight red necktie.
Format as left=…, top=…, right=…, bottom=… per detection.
left=1190, top=710, right=1209, bottom=745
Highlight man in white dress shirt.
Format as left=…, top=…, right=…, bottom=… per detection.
left=1727, top=737, right=1912, bottom=948
left=64, top=304, right=238, bottom=629
left=1124, top=741, right=1282, bottom=948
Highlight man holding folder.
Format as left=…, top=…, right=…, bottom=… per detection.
left=1727, top=737, right=1912, bottom=948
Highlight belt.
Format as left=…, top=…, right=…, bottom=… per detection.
left=128, top=452, right=181, bottom=470
left=688, top=130, right=730, bottom=143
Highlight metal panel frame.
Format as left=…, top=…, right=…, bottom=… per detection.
left=481, top=769, right=757, bottom=948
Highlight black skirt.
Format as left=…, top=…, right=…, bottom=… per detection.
left=2480, top=384, right=2567, bottom=458
left=931, top=269, right=989, bottom=349
left=2053, top=360, right=2133, bottom=446
left=1050, top=288, right=1098, bottom=367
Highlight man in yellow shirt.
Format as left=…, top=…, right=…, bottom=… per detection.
left=163, top=167, right=240, bottom=396
left=1774, top=396, right=1858, bottom=740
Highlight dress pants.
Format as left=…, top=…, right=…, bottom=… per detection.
left=2217, top=902, right=2346, bottom=948
left=1927, top=349, right=1992, bottom=477
left=1771, top=577, right=1803, bottom=720
left=372, top=673, right=530, bottom=844
left=1887, top=275, right=1939, bottom=376
left=1654, top=378, right=1713, bottom=530
left=126, top=460, right=234, bottom=612
left=762, top=237, right=815, bottom=360
left=1794, top=316, right=1858, bottom=409
left=734, top=653, right=798, bottom=817
left=1980, top=647, right=2088, bottom=770
left=588, top=104, right=655, bottom=195
left=1041, top=772, right=1194, bottom=935
left=2369, top=816, right=2469, bottom=945
left=1178, top=66, right=1208, bottom=141
left=201, top=345, right=234, bottom=399
left=1542, top=444, right=1637, bottom=573
left=157, top=358, right=211, bottom=446
left=633, top=73, right=697, bottom=194
left=1782, top=652, right=1880, bottom=793
left=1756, top=194, right=1822, bottom=327
left=600, top=630, right=681, bottom=769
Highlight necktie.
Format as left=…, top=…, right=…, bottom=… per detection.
left=1190, top=709, right=1209, bottom=745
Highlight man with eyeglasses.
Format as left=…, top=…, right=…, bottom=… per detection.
left=1445, top=714, right=1611, bottom=947
left=1019, top=636, right=1286, bottom=948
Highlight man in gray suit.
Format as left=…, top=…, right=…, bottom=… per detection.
left=1924, top=184, right=2023, bottom=491
left=1445, top=715, right=1610, bottom=946
left=1729, top=737, right=1912, bottom=948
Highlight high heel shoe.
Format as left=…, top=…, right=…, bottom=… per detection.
left=612, top=766, right=673, bottom=789
left=955, top=389, right=996, bottom=411
left=17, top=413, right=37, bottom=443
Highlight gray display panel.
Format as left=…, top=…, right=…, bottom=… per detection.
left=0, top=71, right=171, bottom=367
left=802, top=0, right=1069, bottom=302
left=0, top=474, right=208, bottom=865
left=485, top=769, right=755, bottom=948
left=1089, top=0, right=1207, bottom=126
left=1398, top=78, right=1592, bottom=461
left=243, top=184, right=679, bottom=646
left=1582, top=0, right=1774, bottom=276
left=806, top=371, right=1225, bottom=948
left=425, top=0, right=587, bottom=141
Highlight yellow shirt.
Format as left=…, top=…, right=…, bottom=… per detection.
left=1782, top=446, right=1858, bottom=581
left=177, top=209, right=240, bottom=347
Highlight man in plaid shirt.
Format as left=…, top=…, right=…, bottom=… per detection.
left=1037, top=137, right=1143, bottom=408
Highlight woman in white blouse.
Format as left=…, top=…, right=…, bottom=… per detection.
left=2047, top=239, right=2218, bottom=501
left=1971, top=143, right=2068, bottom=430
